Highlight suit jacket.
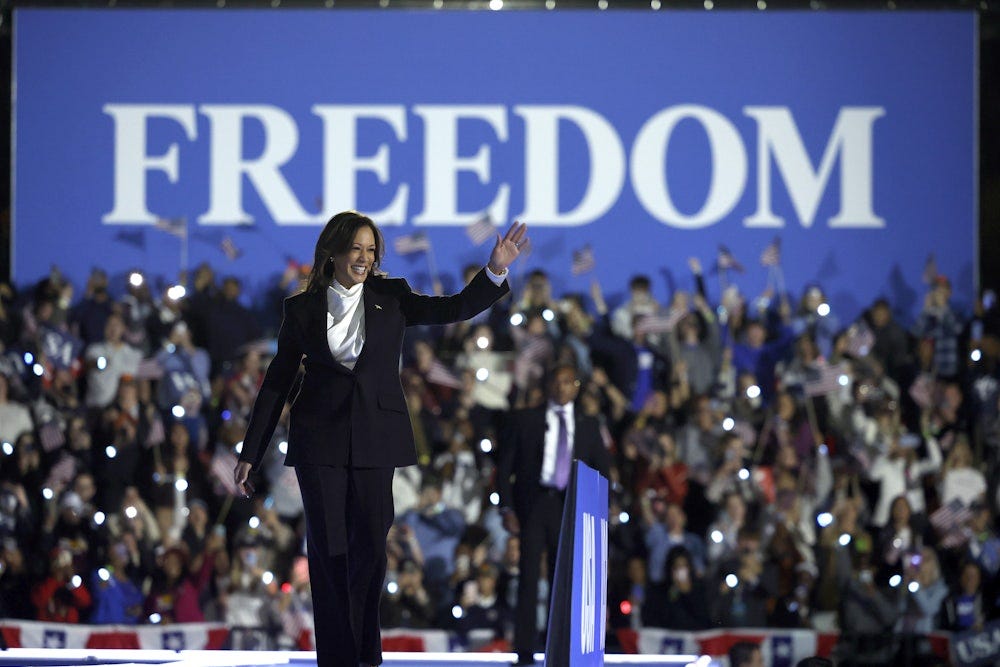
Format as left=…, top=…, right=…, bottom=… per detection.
left=239, top=268, right=509, bottom=471
left=497, top=405, right=611, bottom=521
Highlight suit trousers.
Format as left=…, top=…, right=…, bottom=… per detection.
left=296, top=465, right=395, bottom=667
left=514, top=485, right=566, bottom=662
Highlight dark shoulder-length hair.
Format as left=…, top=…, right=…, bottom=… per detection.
left=303, top=211, right=386, bottom=295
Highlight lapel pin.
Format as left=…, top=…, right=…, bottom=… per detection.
left=374, top=304, right=383, bottom=310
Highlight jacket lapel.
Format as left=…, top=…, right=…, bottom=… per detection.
left=353, top=282, right=381, bottom=371
left=308, top=288, right=354, bottom=375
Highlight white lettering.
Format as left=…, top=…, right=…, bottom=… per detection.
left=198, top=105, right=315, bottom=225
left=515, top=105, right=625, bottom=225
left=102, top=103, right=884, bottom=231
left=631, top=105, right=747, bottom=229
left=312, top=105, right=409, bottom=225
left=102, top=104, right=197, bottom=223
left=744, top=106, right=885, bottom=228
left=600, top=517, right=608, bottom=650
left=581, top=512, right=595, bottom=654
left=412, top=105, right=509, bottom=225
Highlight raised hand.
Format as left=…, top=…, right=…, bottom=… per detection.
left=488, top=221, right=529, bottom=275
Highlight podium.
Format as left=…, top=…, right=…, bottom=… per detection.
left=544, top=460, right=609, bottom=667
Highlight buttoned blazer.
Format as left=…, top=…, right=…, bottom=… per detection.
left=239, top=268, right=509, bottom=471
left=497, top=405, right=611, bottom=521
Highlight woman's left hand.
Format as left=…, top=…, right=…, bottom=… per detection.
left=488, top=221, right=529, bottom=274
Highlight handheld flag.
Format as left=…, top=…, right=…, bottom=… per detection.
left=760, top=237, right=781, bottom=267
left=394, top=232, right=431, bottom=256
left=571, top=245, right=596, bottom=276
left=465, top=215, right=495, bottom=246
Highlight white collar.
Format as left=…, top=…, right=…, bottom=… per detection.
left=328, top=279, right=364, bottom=299
left=548, top=400, right=574, bottom=416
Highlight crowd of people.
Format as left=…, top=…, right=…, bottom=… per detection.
left=0, top=256, right=998, bottom=663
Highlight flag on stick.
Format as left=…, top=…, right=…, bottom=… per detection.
left=425, top=359, right=463, bottom=390
left=465, top=216, right=495, bottom=246
left=45, top=453, right=76, bottom=487
left=394, top=232, right=431, bottom=255
left=716, top=245, right=745, bottom=273
left=844, top=323, right=876, bottom=358
left=803, top=361, right=850, bottom=397
left=154, top=217, right=187, bottom=239
left=760, top=237, right=781, bottom=267
left=634, top=309, right=685, bottom=335
left=571, top=245, right=596, bottom=276
left=930, top=498, right=973, bottom=549
left=220, top=236, right=242, bottom=260
left=519, top=335, right=552, bottom=362
left=38, top=421, right=66, bottom=452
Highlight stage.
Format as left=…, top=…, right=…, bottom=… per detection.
left=0, top=650, right=708, bottom=667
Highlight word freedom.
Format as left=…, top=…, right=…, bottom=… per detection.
left=104, top=104, right=885, bottom=230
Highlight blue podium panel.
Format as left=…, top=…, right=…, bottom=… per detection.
left=547, top=460, right=609, bottom=667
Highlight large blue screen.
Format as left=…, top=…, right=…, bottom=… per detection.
left=13, top=9, right=976, bottom=319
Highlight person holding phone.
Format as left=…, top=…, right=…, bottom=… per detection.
left=233, top=211, right=527, bottom=667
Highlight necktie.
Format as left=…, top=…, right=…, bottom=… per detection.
left=553, top=408, right=570, bottom=489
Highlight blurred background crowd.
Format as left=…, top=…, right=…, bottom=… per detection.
left=0, top=256, right=998, bottom=663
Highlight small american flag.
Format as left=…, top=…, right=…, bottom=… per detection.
left=519, top=335, right=552, bottom=362
left=845, top=323, right=875, bottom=358
left=282, top=603, right=312, bottom=650
left=154, top=217, right=187, bottom=239
left=930, top=498, right=973, bottom=548
left=220, top=236, right=242, bottom=260
left=38, top=421, right=66, bottom=453
left=716, top=245, right=745, bottom=272
left=571, top=245, right=596, bottom=276
left=136, top=357, right=164, bottom=380
left=760, top=237, right=781, bottom=267
left=908, top=373, right=935, bottom=409
left=394, top=232, right=431, bottom=256
left=210, top=449, right=239, bottom=496
left=803, top=361, right=849, bottom=397
left=145, top=415, right=166, bottom=449
left=425, top=359, right=463, bottom=390
left=922, top=254, right=938, bottom=285
left=465, top=216, right=495, bottom=246
left=45, top=454, right=77, bottom=488
left=634, top=309, right=685, bottom=335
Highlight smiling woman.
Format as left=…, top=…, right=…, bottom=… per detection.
left=231, top=210, right=528, bottom=667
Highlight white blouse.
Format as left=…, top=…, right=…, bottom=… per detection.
left=326, top=279, right=366, bottom=370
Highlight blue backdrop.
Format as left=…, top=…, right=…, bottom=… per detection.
left=13, top=9, right=976, bottom=321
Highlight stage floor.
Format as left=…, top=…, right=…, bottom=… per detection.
left=0, top=649, right=709, bottom=667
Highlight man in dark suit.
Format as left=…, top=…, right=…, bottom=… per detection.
left=497, top=363, right=611, bottom=665
left=234, top=212, right=528, bottom=667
